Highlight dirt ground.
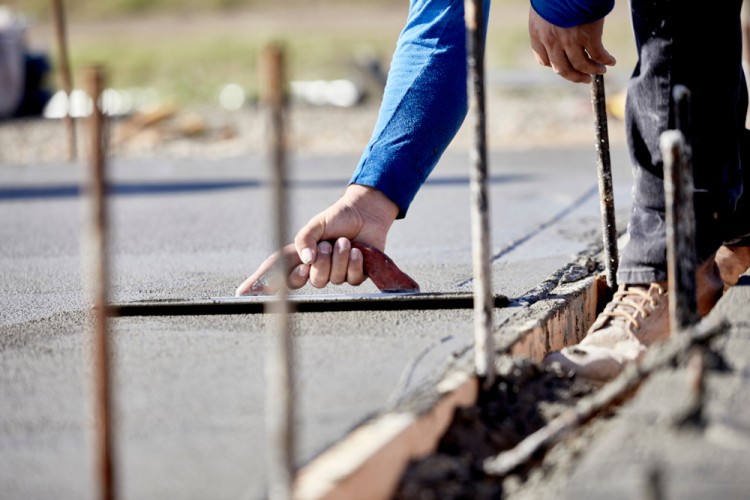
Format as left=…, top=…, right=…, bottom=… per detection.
left=4, top=2, right=630, bottom=165
left=0, top=84, right=628, bottom=165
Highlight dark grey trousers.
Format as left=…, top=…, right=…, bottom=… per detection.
left=619, top=0, right=750, bottom=284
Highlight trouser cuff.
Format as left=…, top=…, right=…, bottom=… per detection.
left=616, top=267, right=666, bottom=285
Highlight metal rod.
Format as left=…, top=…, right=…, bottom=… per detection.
left=643, top=464, right=665, bottom=500
left=672, top=85, right=691, bottom=143
left=464, top=0, right=495, bottom=390
left=51, top=0, right=77, bottom=160
left=261, top=43, right=295, bottom=500
left=109, top=292, right=509, bottom=317
left=660, top=129, right=698, bottom=330
left=676, top=346, right=706, bottom=425
left=85, top=65, right=115, bottom=500
left=590, top=74, right=618, bottom=290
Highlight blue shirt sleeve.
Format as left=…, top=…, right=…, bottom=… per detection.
left=349, top=0, right=490, bottom=218
left=530, top=0, right=614, bottom=28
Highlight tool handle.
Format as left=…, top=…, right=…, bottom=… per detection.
left=351, top=241, right=420, bottom=292
left=237, top=240, right=420, bottom=295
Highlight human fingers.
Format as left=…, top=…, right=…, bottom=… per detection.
left=530, top=23, right=590, bottom=82
left=547, top=45, right=591, bottom=83
left=564, top=46, right=606, bottom=79
left=288, top=263, right=311, bottom=290
left=235, top=243, right=304, bottom=296
left=294, top=214, right=326, bottom=266
left=585, top=40, right=616, bottom=68
left=329, top=238, right=351, bottom=285
left=309, top=240, right=333, bottom=288
left=346, top=247, right=366, bottom=286
left=294, top=200, right=365, bottom=268
left=529, top=7, right=551, bottom=67
left=530, top=36, right=551, bottom=67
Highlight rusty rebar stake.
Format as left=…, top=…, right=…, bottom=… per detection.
left=85, top=65, right=115, bottom=500
left=261, top=43, right=296, bottom=500
left=464, top=0, right=495, bottom=390
left=51, top=0, right=77, bottom=160
left=672, top=85, right=692, bottom=143
left=661, top=128, right=698, bottom=329
left=591, top=74, right=619, bottom=290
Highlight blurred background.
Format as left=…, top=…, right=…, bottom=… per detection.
left=0, top=0, right=637, bottom=163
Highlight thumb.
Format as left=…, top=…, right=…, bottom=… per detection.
left=235, top=243, right=304, bottom=296
left=587, top=42, right=616, bottom=67
left=294, top=213, right=327, bottom=265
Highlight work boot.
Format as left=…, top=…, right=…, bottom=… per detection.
left=544, top=256, right=724, bottom=383
left=715, top=245, right=750, bottom=289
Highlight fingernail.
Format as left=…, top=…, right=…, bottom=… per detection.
left=298, top=265, right=310, bottom=277
left=300, top=248, right=313, bottom=264
left=351, top=248, right=362, bottom=261
left=319, top=241, right=332, bottom=255
left=336, top=238, right=349, bottom=252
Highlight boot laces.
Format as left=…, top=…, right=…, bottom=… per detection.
left=600, top=284, right=666, bottom=330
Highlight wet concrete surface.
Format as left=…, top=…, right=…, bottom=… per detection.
left=0, top=147, right=633, bottom=499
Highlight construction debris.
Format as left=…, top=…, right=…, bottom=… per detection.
left=392, top=318, right=728, bottom=499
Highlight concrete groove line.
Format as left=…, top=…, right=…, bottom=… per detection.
left=454, top=183, right=600, bottom=288
left=387, top=239, right=612, bottom=409
left=388, top=335, right=474, bottom=407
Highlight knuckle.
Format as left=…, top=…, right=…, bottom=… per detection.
left=349, top=277, right=366, bottom=286
left=310, top=276, right=327, bottom=288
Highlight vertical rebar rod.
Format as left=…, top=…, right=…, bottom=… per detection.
left=683, top=346, right=705, bottom=424
left=673, top=85, right=691, bottom=143
left=590, top=75, right=619, bottom=290
left=464, top=0, right=494, bottom=389
left=51, top=0, right=77, bottom=160
left=660, top=129, right=698, bottom=330
left=85, top=65, right=115, bottom=500
left=261, top=43, right=295, bottom=500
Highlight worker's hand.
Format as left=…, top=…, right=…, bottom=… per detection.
left=235, top=184, right=400, bottom=295
left=528, top=6, right=616, bottom=84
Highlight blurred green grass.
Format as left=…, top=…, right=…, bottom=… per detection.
left=65, top=30, right=401, bottom=105
left=11, top=0, right=403, bottom=18
left=11, top=0, right=635, bottom=106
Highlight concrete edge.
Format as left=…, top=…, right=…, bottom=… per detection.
left=294, top=372, right=478, bottom=500
left=505, top=274, right=607, bottom=361
left=293, top=270, right=608, bottom=500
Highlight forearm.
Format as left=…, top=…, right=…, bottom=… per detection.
left=350, top=0, right=491, bottom=217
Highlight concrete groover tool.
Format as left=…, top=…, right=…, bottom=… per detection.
left=109, top=242, right=508, bottom=317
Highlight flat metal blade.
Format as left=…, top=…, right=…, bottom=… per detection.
left=109, top=291, right=509, bottom=317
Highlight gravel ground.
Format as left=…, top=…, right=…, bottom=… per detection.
left=0, top=85, right=627, bottom=165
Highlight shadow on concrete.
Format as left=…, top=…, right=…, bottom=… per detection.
left=0, top=180, right=262, bottom=200
left=0, top=174, right=532, bottom=201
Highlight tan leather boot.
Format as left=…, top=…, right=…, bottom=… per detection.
left=544, top=255, right=724, bottom=383
left=715, top=245, right=750, bottom=290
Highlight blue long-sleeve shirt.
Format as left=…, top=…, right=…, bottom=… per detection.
left=350, top=0, right=614, bottom=217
